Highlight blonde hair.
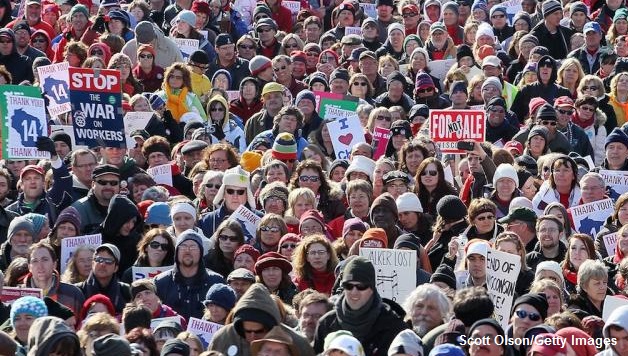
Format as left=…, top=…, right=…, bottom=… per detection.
left=287, top=188, right=316, bottom=218
left=556, top=58, right=585, bottom=87
left=366, top=107, right=392, bottom=132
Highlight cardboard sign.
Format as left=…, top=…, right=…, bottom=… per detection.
left=187, top=317, right=224, bottom=349
left=150, top=316, right=184, bottom=331
left=359, top=3, right=376, bottom=19
left=147, top=164, right=173, bottom=186
left=427, top=59, right=457, bottom=82
left=0, top=287, right=43, bottom=304
left=326, top=109, right=366, bottom=160
left=599, top=170, right=628, bottom=201
left=429, top=110, right=486, bottom=153
left=345, top=27, right=362, bottom=36
left=132, top=265, right=174, bottom=281
left=0, top=85, right=49, bottom=160
left=486, top=248, right=521, bottom=331
left=569, top=198, right=614, bottom=236
left=314, top=91, right=359, bottom=116
left=69, top=68, right=124, bottom=148
left=37, top=62, right=72, bottom=117
left=173, top=38, right=200, bottom=60
left=230, top=205, right=261, bottom=243
left=283, top=0, right=301, bottom=20
left=455, top=270, right=469, bottom=289
left=359, top=248, right=416, bottom=304
left=123, top=111, right=153, bottom=149
left=603, top=296, right=628, bottom=321
left=603, top=232, right=618, bottom=257
left=372, top=127, right=391, bottom=160
left=502, top=0, right=523, bottom=25
left=60, top=234, right=102, bottom=272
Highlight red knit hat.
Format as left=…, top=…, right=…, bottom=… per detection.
left=254, top=252, right=293, bottom=275
left=234, top=244, right=261, bottom=262
left=528, top=97, right=548, bottom=116
left=360, top=228, right=388, bottom=248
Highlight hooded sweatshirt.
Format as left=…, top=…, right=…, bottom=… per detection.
left=27, top=316, right=80, bottom=356
left=88, top=42, right=112, bottom=66
left=0, top=28, right=34, bottom=84
left=99, top=194, right=142, bottom=277
left=30, top=30, right=54, bottom=61
left=207, top=95, right=247, bottom=153
left=599, top=305, right=628, bottom=355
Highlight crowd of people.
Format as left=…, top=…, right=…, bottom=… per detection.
left=2, top=0, right=628, bottom=354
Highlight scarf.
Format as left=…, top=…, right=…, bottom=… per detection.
left=564, top=265, right=578, bottom=286
left=165, top=83, right=189, bottom=122
left=571, top=111, right=594, bottom=129
left=335, top=292, right=381, bottom=341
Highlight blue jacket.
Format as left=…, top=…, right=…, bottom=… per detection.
left=247, top=129, right=309, bottom=156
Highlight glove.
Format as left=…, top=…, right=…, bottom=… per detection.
left=211, top=122, right=225, bottom=141
left=36, top=136, right=57, bottom=157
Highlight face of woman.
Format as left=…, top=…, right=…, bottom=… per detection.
left=114, top=60, right=131, bottom=81
left=214, top=74, right=230, bottom=91
left=584, top=277, right=608, bottom=304
left=301, top=219, right=324, bottom=236
left=495, top=178, right=516, bottom=199
left=303, top=149, right=323, bottom=165
left=203, top=177, right=221, bottom=204
left=218, top=228, right=241, bottom=254
left=29, top=247, right=55, bottom=282
left=176, top=20, right=192, bottom=35
left=242, top=82, right=256, bottom=101
left=130, top=6, right=144, bottom=22
left=552, top=163, right=575, bottom=190
left=569, top=238, right=589, bottom=270
left=562, top=64, right=579, bottom=83
left=108, top=18, right=125, bottom=34
left=405, top=150, right=424, bottom=175
left=168, top=69, right=185, bottom=89
left=173, top=212, right=196, bottom=233
left=521, top=177, right=537, bottom=200
left=474, top=211, right=496, bottom=234
left=529, top=135, right=546, bottom=155
left=373, top=114, right=392, bottom=130
left=234, top=253, right=255, bottom=271
left=14, top=313, right=35, bottom=342
left=379, top=61, right=396, bottom=77
left=266, top=166, right=287, bottom=184
left=373, top=164, right=393, bottom=187
left=331, top=166, right=346, bottom=182
left=293, top=198, right=314, bottom=219
left=76, top=249, right=93, bottom=277
left=147, top=235, right=169, bottom=265
left=512, top=303, right=542, bottom=338
left=306, top=242, right=330, bottom=271
left=543, top=287, right=562, bottom=316
left=411, top=53, right=426, bottom=72
left=468, top=324, right=504, bottom=356
left=261, top=266, right=282, bottom=290
left=344, top=230, right=363, bottom=249
left=298, top=168, right=322, bottom=194
left=348, top=190, right=369, bottom=215
left=260, top=222, right=282, bottom=246
left=548, top=207, right=565, bottom=227
left=420, top=163, right=439, bottom=189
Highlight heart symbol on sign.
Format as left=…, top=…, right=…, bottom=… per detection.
left=339, top=133, right=353, bottom=145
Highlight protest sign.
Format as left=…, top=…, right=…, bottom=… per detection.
left=345, top=27, right=362, bottom=36
left=1, top=287, right=43, bottom=304
left=603, top=232, right=618, bottom=257
left=123, top=111, right=153, bottom=149
left=69, top=68, right=124, bottom=148
left=0, top=85, right=49, bottom=160
left=150, top=316, right=184, bottom=331
left=226, top=90, right=239, bottom=103
left=187, top=317, right=223, bottom=349
left=50, top=125, right=86, bottom=150
left=502, top=0, right=523, bottom=25
left=37, top=62, right=71, bottom=117
left=147, top=163, right=173, bottom=186
left=427, top=59, right=457, bottom=82
left=569, top=198, right=614, bottom=236
left=283, top=0, right=300, bottom=22
left=486, top=248, right=521, bottom=330
left=429, top=110, right=486, bottom=153
left=173, top=38, right=200, bottom=59
left=360, top=248, right=416, bottom=304
left=359, top=3, right=376, bottom=18
left=326, top=108, right=366, bottom=160
left=599, top=170, right=628, bottom=201
left=132, top=265, right=174, bottom=280
left=603, top=296, right=628, bottom=321
left=231, top=205, right=261, bottom=243
left=455, top=270, right=469, bottom=289
left=314, top=91, right=359, bottom=115
left=60, top=234, right=102, bottom=272
left=372, top=127, right=391, bottom=160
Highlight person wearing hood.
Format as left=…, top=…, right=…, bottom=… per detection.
left=374, top=23, right=405, bottom=61
left=154, top=230, right=225, bottom=320
left=248, top=106, right=309, bottom=156
left=442, top=1, right=464, bottom=45
left=529, top=0, right=574, bottom=61
left=30, top=29, right=54, bottom=61
left=425, top=22, right=457, bottom=61
left=51, top=4, right=100, bottom=63
left=511, top=55, right=572, bottom=122
left=26, top=316, right=79, bottom=355
left=313, top=257, right=407, bottom=356
left=0, top=0, right=12, bottom=28
left=294, top=90, right=322, bottom=139
left=206, top=95, right=247, bottom=153
left=375, top=71, right=415, bottom=112
left=98, top=194, right=143, bottom=277
left=598, top=304, right=628, bottom=356
left=230, top=77, right=263, bottom=123
left=485, top=96, right=519, bottom=143
left=0, top=216, right=34, bottom=273
left=0, top=29, right=33, bottom=84
left=6, top=0, right=55, bottom=41
left=122, top=21, right=183, bottom=69
left=423, top=0, right=441, bottom=23
left=104, top=9, right=134, bottom=42
left=489, top=5, right=514, bottom=43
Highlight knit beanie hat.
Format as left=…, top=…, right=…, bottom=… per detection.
left=240, top=151, right=262, bottom=172
left=69, top=4, right=89, bottom=19
left=342, top=217, right=368, bottom=239
left=170, top=201, right=196, bottom=219
left=295, top=90, right=316, bottom=106
left=520, top=34, right=539, bottom=47
left=92, top=334, right=132, bottom=356
left=403, top=34, right=421, bottom=51
left=249, top=55, right=272, bottom=76
left=542, top=0, right=562, bottom=18
left=450, top=80, right=467, bottom=95
left=529, top=125, right=549, bottom=141
left=271, top=133, right=298, bottom=160
left=174, top=10, right=196, bottom=27
left=430, top=264, right=456, bottom=289
left=145, top=202, right=172, bottom=225
left=436, top=195, right=467, bottom=221
left=614, top=7, right=628, bottom=22
left=10, top=296, right=48, bottom=328
left=431, top=344, right=466, bottom=356
left=175, top=230, right=204, bottom=255
left=415, top=72, right=435, bottom=90
left=606, top=127, right=628, bottom=149
left=253, top=4, right=273, bottom=19
left=259, top=182, right=289, bottom=207
left=234, top=244, right=260, bottom=262
left=51, top=131, right=72, bottom=149
left=393, top=233, right=422, bottom=252
left=23, top=213, right=46, bottom=241
left=299, top=209, right=326, bottom=231
left=442, top=1, right=458, bottom=15
left=514, top=11, right=533, bottom=29
left=456, top=44, right=474, bottom=61
left=487, top=96, right=506, bottom=110
left=481, top=76, right=502, bottom=93
left=213, top=165, right=255, bottom=207
left=396, top=192, right=423, bottom=213
left=346, top=156, right=376, bottom=181
left=436, top=318, right=466, bottom=347
left=468, top=318, right=505, bottom=342
left=386, top=70, right=406, bottom=89
left=571, top=1, right=589, bottom=17
left=370, top=192, right=398, bottom=217
left=388, top=329, right=423, bottom=356
left=330, top=67, right=350, bottom=83
left=535, top=261, right=565, bottom=286
left=528, top=97, right=548, bottom=117
left=341, top=256, right=376, bottom=288
left=161, top=339, right=190, bottom=356
left=359, top=228, right=388, bottom=248
left=493, top=164, right=519, bottom=187
left=308, top=71, right=329, bottom=90
left=489, top=4, right=506, bottom=17
left=475, top=22, right=494, bottom=41
left=8, top=216, right=34, bottom=243
left=512, top=293, right=549, bottom=320
left=212, top=69, right=232, bottom=88
left=324, top=334, right=365, bottom=356
left=203, top=283, right=237, bottom=312
left=536, top=103, right=558, bottom=121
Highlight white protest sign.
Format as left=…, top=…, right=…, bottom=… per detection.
left=50, top=125, right=88, bottom=150
left=123, top=111, right=153, bottom=149
left=360, top=248, right=416, bottom=304
left=283, top=0, right=300, bottom=22
left=230, top=205, right=260, bottom=243
left=325, top=108, right=366, bottom=160
left=569, top=198, right=614, bottom=236
left=427, top=59, right=457, bottom=82
left=60, top=234, right=102, bottom=272
left=603, top=296, right=628, bottom=321
left=502, top=0, right=523, bottom=26
left=359, top=3, right=376, bottom=19
left=345, top=27, right=362, bottom=36
left=187, top=317, right=223, bottom=349
left=600, top=170, right=628, bottom=201
left=486, top=248, right=521, bottom=331
left=173, top=39, right=200, bottom=59
left=37, top=62, right=72, bottom=117
left=147, top=163, right=173, bottom=186
left=132, top=265, right=174, bottom=281
left=150, top=316, right=184, bottom=331
left=603, top=232, right=618, bottom=257
left=455, top=270, right=469, bottom=290
left=444, top=164, right=455, bottom=187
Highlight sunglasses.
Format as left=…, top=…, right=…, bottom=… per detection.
left=541, top=120, right=557, bottom=126
left=205, top=183, right=221, bottom=189
left=284, top=43, right=299, bottom=48
left=139, top=54, right=153, bottom=59
left=579, top=106, right=596, bottom=112
left=491, top=14, right=505, bottom=18
left=226, top=188, right=246, bottom=195
left=219, top=234, right=240, bottom=242
left=489, top=107, right=505, bottom=113
left=582, top=86, right=598, bottom=91
left=281, top=243, right=297, bottom=249
left=238, top=44, right=255, bottom=50
left=377, top=116, right=392, bottom=122
left=556, top=109, right=573, bottom=115
left=353, top=81, right=367, bottom=86
left=210, top=107, right=225, bottom=112
left=32, top=38, right=47, bottom=43
left=417, top=87, right=434, bottom=93
left=515, top=309, right=541, bottom=321
left=96, top=179, right=119, bottom=186
left=149, top=241, right=169, bottom=250
left=299, top=175, right=320, bottom=182
left=342, top=282, right=369, bottom=291
left=421, top=170, right=438, bottom=177
left=94, top=256, right=116, bottom=265
left=476, top=214, right=495, bottom=221
left=261, top=226, right=280, bottom=233
left=402, top=12, right=418, bottom=18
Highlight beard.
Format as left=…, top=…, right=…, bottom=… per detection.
left=412, top=317, right=437, bottom=337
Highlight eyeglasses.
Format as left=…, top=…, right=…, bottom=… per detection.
left=377, top=116, right=392, bottom=122
left=299, top=175, right=320, bottom=182
left=342, top=282, right=369, bottom=291
left=179, top=244, right=200, bottom=251
left=421, top=170, right=438, bottom=177
left=238, top=44, right=255, bottom=50
left=489, top=107, right=505, bottom=113
left=219, top=234, right=240, bottom=242
left=417, top=87, right=434, bottom=93
left=273, top=65, right=287, bottom=72
left=402, top=12, right=418, bottom=18
left=149, top=241, right=169, bottom=250
left=582, top=85, right=598, bottom=91
left=281, top=243, right=297, bottom=249
left=94, top=256, right=115, bottom=265
left=579, top=106, right=596, bottom=112
left=307, top=250, right=328, bottom=256
left=556, top=109, right=573, bottom=115
left=541, top=120, right=557, bottom=126
left=75, top=162, right=96, bottom=169
left=96, top=179, right=119, bottom=186
left=257, top=27, right=273, bottom=33
left=226, top=188, right=246, bottom=195
left=491, top=14, right=505, bottom=18
left=32, top=38, right=47, bottom=43
left=352, top=81, right=367, bottom=86
left=476, top=214, right=495, bottom=221
left=515, top=309, right=541, bottom=321
left=260, top=226, right=280, bottom=233
left=139, top=54, right=153, bottom=59
left=538, top=227, right=559, bottom=234
left=210, top=107, right=225, bottom=112
left=205, top=183, right=221, bottom=189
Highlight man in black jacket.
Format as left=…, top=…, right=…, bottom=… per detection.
left=526, top=215, right=567, bottom=271
left=0, top=28, right=33, bottom=84
left=529, top=0, right=574, bottom=61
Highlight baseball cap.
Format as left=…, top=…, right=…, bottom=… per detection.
left=20, top=165, right=45, bottom=180
left=96, top=243, right=121, bottom=264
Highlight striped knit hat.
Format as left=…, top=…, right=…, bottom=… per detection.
left=271, top=133, right=298, bottom=160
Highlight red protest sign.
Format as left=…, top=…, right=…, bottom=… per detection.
left=372, top=127, right=391, bottom=160
left=429, top=110, right=486, bottom=153
left=1, top=287, right=43, bottom=304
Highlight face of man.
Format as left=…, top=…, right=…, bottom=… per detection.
left=298, top=302, right=328, bottom=342
left=359, top=57, right=377, bottom=76
left=70, top=11, right=89, bottom=31
left=537, top=219, right=560, bottom=252
left=92, top=250, right=118, bottom=281
left=14, top=29, right=30, bottom=49
left=539, top=62, right=553, bottom=83
left=467, top=254, right=486, bottom=280
left=330, top=78, right=349, bottom=94
left=223, top=184, right=248, bottom=211
left=257, top=26, right=276, bottom=43
left=177, top=240, right=201, bottom=267
left=305, top=23, right=321, bottom=43
left=607, top=142, right=628, bottom=169
left=91, top=173, right=120, bottom=205
left=343, top=282, right=374, bottom=310
left=26, top=4, right=41, bottom=24
left=545, top=10, right=562, bottom=27
left=273, top=59, right=292, bottom=83
left=580, top=176, right=605, bottom=203
left=371, top=205, right=395, bottom=230
left=450, top=90, right=468, bottom=106
left=183, top=150, right=203, bottom=168
left=376, top=4, right=393, bottom=20
left=242, top=320, right=268, bottom=343
left=21, top=171, right=44, bottom=201
left=555, top=105, right=574, bottom=128
left=481, top=84, right=500, bottom=103
left=134, top=289, right=160, bottom=313
left=11, top=230, right=33, bottom=257
left=264, top=92, right=284, bottom=114
left=585, top=30, right=602, bottom=49
left=609, top=327, right=628, bottom=356
left=0, top=35, right=13, bottom=56
left=104, top=147, right=125, bottom=167
left=217, top=43, right=235, bottom=62
left=411, top=298, right=443, bottom=337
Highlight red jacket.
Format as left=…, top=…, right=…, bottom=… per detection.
left=268, top=1, right=294, bottom=32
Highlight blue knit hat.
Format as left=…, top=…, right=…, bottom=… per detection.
left=606, top=127, right=628, bottom=149
left=10, top=296, right=48, bottom=328
left=295, top=90, right=316, bottom=106
left=212, top=69, right=232, bottom=89
left=203, top=283, right=237, bottom=311
left=23, top=213, right=47, bottom=241
left=145, top=202, right=172, bottom=226
left=149, top=93, right=165, bottom=110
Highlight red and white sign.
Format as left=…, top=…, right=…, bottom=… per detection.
left=1, top=287, right=43, bottom=304
left=429, top=110, right=486, bottom=153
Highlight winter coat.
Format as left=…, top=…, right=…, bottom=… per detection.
left=427, top=220, right=469, bottom=270
left=27, top=316, right=80, bottom=356
left=531, top=181, right=582, bottom=216
left=529, top=22, right=574, bottom=61
left=572, top=109, right=607, bottom=165
left=609, top=94, right=628, bottom=127
left=75, top=273, right=131, bottom=314
left=207, top=95, right=247, bottom=152
left=567, top=289, right=606, bottom=319
left=210, top=283, right=315, bottom=356
left=207, top=57, right=251, bottom=90
left=374, top=92, right=415, bottom=113
left=20, top=272, right=85, bottom=316
left=511, top=126, right=572, bottom=155
left=121, top=22, right=184, bottom=69
left=0, top=29, right=33, bottom=84
left=595, top=216, right=621, bottom=259
left=0, top=206, right=17, bottom=245
left=374, top=40, right=404, bottom=61
left=424, top=37, right=457, bottom=60
left=568, top=46, right=601, bottom=74
left=559, top=122, right=594, bottom=160
left=51, top=23, right=100, bottom=64
left=70, top=193, right=109, bottom=234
